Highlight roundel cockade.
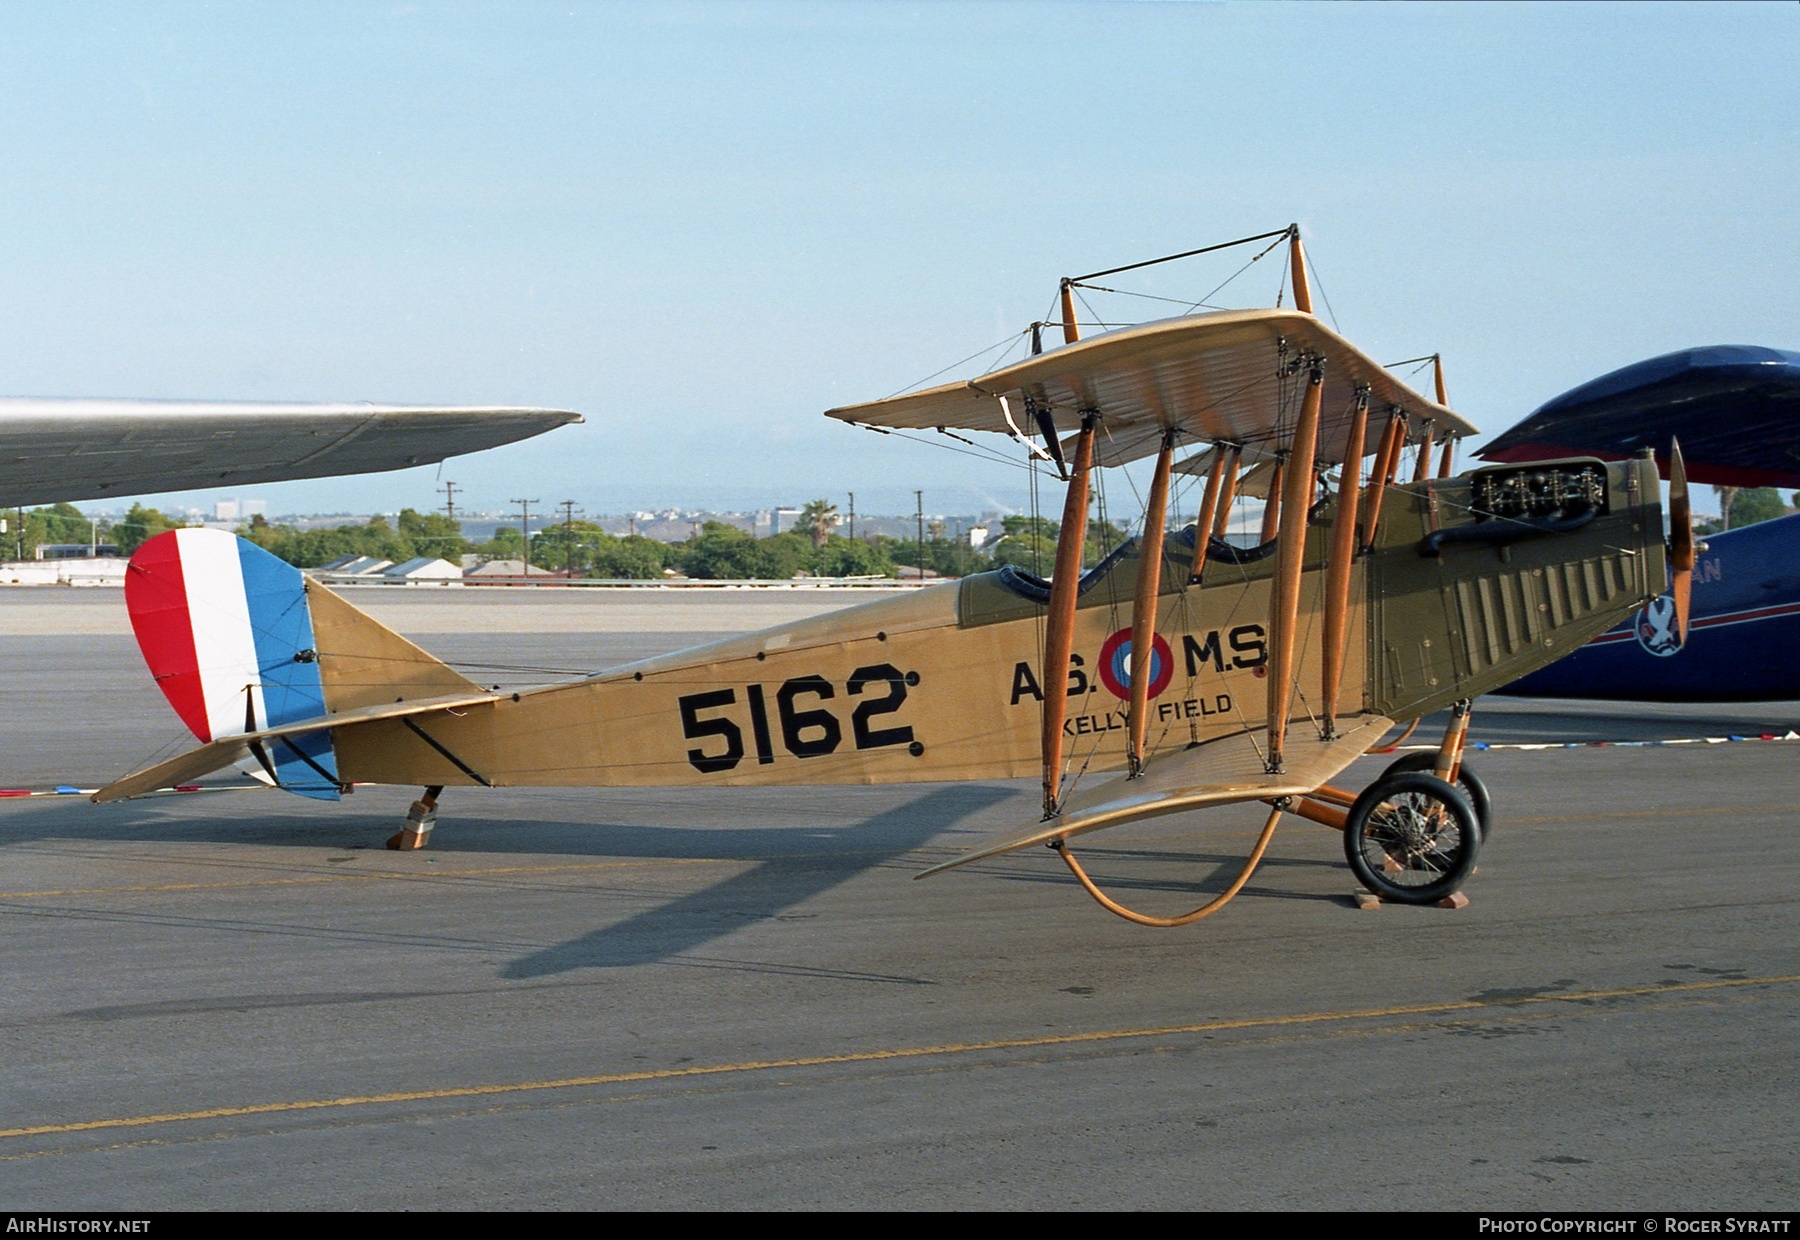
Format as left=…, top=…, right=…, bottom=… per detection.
left=1096, top=628, right=1174, bottom=701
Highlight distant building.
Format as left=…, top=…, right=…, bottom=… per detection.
left=382, top=557, right=462, bottom=585
left=316, top=555, right=393, bottom=575
left=464, top=559, right=530, bottom=578
left=36, top=543, right=119, bottom=560
left=967, top=525, right=990, bottom=549
left=214, top=500, right=239, bottom=521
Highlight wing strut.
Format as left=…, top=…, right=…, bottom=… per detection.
left=1258, top=461, right=1285, bottom=543
left=1059, top=278, right=1082, bottom=345
left=1210, top=452, right=1242, bottom=542
left=1413, top=420, right=1436, bottom=483
left=1321, top=387, right=1370, bottom=739
left=1362, top=409, right=1406, bottom=551
left=1041, top=413, right=1099, bottom=817
left=1127, top=428, right=1178, bottom=777
left=1189, top=444, right=1235, bottom=583
left=1267, top=355, right=1326, bottom=772
left=1433, top=359, right=1457, bottom=478
left=1288, top=226, right=1313, bottom=314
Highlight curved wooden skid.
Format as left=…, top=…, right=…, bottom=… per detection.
left=1055, top=804, right=1283, bottom=927
left=917, top=715, right=1392, bottom=877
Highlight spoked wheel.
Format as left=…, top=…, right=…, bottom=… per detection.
left=1380, top=751, right=1492, bottom=838
left=1343, top=772, right=1481, bottom=905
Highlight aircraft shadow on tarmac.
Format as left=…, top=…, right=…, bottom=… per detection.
left=0, top=783, right=1019, bottom=977
left=977, top=843, right=1348, bottom=906
left=499, top=784, right=1015, bottom=978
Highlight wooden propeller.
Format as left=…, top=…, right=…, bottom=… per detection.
left=1668, top=438, right=1696, bottom=642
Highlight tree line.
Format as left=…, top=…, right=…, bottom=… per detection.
left=6, top=498, right=1136, bottom=580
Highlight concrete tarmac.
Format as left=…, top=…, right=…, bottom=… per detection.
left=0, top=589, right=1795, bottom=1209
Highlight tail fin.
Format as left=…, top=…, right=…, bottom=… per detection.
left=124, top=529, right=477, bottom=800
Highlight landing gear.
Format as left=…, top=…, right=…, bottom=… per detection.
left=1380, top=751, right=1491, bottom=838
left=388, top=785, right=443, bottom=850
left=1343, top=772, right=1481, bottom=905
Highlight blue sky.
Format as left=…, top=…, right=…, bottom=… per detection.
left=1, top=2, right=1794, bottom=519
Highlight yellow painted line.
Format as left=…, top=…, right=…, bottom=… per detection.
left=4, top=973, right=1794, bottom=1142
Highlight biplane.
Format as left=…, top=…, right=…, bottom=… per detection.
left=94, top=227, right=1692, bottom=922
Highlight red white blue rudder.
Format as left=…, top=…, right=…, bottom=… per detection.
left=124, top=529, right=341, bottom=800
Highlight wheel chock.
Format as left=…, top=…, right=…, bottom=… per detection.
left=386, top=799, right=438, bottom=850
left=1352, top=890, right=1468, bottom=910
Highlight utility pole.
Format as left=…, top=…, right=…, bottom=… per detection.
left=916, top=490, right=924, bottom=581
left=847, top=492, right=855, bottom=542
left=558, top=500, right=582, bottom=576
left=439, top=480, right=459, bottom=521
left=511, top=498, right=538, bottom=576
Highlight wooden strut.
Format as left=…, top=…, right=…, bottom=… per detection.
left=1266, top=358, right=1326, bottom=773
left=1288, top=227, right=1314, bottom=315
left=1259, top=462, right=1284, bottom=544
left=1060, top=279, right=1082, bottom=345
left=1435, top=353, right=1455, bottom=480
left=1320, top=390, right=1369, bottom=739
left=1271, top=795, right=1347, bottom=831
left=1041, top=415, right=1098, bottom=817
left=1128, top=430, right=1177, bottom=777
left=1051, top=805, right=1284, bottom=927
left=1211, top=453, right=1242, bottom=541
left=1435, top=699, right=1472, bottom=784
left=1188, top=446, right=1233, bottom=583
left=1362, top=410, right=1405, bottom=552
left=1413, top=421, right=1435, bottom=483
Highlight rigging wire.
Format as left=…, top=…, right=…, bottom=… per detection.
left=883, top=328, right=1033, bottom=400
left=1303, top=247, right=1342, bottom=333
left=1069, top=283, right=1233, bottom=310
left=1184, top=231, right=1292, bottom=315
left=1069, top=227, right=1293, bottom=283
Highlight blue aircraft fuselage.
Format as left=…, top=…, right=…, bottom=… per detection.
left=1500, top=512, right=1800, bottom=702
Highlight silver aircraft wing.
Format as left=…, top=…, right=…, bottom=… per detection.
left=0, top=398, right=583, bottom=508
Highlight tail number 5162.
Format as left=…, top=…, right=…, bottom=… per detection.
left=677, top=663, right=921, bottom=773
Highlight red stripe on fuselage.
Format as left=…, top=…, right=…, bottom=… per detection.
left=123, top=531, right=210, bottom=741
left=1588, top=599, right=1800, bottom=645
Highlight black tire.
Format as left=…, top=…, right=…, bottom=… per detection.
left=1381, top=751, right=1492, bottom=837
left=1343, top=772, right=1481, bottom=906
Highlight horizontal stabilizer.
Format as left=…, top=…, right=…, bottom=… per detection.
left=91, top=692, right=501, bottom=804
left=917, top=714, right=1393, bottom=877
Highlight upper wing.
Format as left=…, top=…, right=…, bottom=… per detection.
left=1479, top=345, right=1800, bottom=488
left=825, top=308, right=1474, bottom=469
left=917, top=713, right=1394, bottom=877
left=0, top=398, right=583, bottom=507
